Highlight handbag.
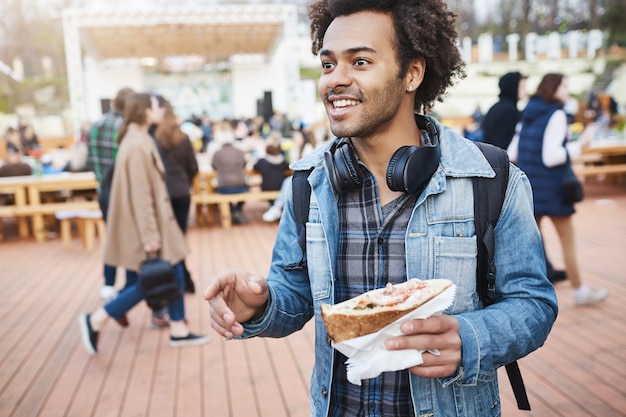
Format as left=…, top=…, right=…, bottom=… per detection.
left=562, top=164, right=583, bottom=203
left=139, top=252, right=182, bottom=309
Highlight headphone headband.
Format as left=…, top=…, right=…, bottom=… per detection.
left=324, top=115, right=441, bottom=195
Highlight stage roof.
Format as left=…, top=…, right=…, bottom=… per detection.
left=64, top=5, right=295, bottom=62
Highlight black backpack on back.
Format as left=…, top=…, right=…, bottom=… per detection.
left=289, top=141, right=531, bottom=411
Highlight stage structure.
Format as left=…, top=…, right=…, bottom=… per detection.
left=62, top=5, right=300, bottom=134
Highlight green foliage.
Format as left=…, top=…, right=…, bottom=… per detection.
left=300, top=67, right=321, bottom=80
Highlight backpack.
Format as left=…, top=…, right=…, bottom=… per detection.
left=290, top=141, right=531, bottom=411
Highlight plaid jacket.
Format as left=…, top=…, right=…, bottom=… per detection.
left=87, top=110, right=124, bottom=184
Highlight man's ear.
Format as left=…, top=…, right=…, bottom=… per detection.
left=405, top=56, right=426, bottom=92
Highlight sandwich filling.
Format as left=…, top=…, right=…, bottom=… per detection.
left=353, top=279, right=427, bottom=310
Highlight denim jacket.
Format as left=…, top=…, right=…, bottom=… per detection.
left=241, top=119, right=558, bottom=417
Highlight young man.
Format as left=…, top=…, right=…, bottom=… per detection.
left=205, top=1, right=558, bottom=416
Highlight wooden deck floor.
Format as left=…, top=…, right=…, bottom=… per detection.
left=0, top=183, right=625, bottom=417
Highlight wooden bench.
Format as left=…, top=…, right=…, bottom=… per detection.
left=13, top=200, right=101, bottom=244
left=54, top=208, right=105, bottom=251
left=573, top=163, right=626, bottom=182
left=192, top=190, right=281, bottom=228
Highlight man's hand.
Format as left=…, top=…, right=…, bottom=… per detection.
left=384, top=315, right=461, bottom=378
left=204, top=269, right=269, bottom=339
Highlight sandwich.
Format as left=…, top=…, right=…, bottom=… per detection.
left=320, top=278, right=453, bottom=343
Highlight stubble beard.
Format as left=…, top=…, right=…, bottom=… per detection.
left=327, top=77, right=405, bottom=140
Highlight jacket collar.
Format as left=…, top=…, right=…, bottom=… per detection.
left=291, top=116, right=496, bottom=179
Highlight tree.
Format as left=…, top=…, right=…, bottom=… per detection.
left=0, top=0, right=68, bottom=113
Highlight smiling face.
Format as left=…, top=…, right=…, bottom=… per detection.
left=318, top=11, right=420, bottom=142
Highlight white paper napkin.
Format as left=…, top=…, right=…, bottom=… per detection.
left=331, top=285, right=456, bottom=385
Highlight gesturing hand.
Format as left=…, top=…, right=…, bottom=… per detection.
left=384, top=315, right=461, bottom=378
left=204, top=269, right=269, bottom=339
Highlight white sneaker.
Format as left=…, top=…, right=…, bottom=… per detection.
left=99, top=285, right=117, bottom=302
left=574, top=287, right=609, bottom=306
left=262, top=205, right=283, bottom=222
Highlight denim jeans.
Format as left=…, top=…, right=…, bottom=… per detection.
left=103, top=262, right=185, bottom=322
left=103, top=264, right=137, bottom=288
left=216, top=185, right=249, bottom=213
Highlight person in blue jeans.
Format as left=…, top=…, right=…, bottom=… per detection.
left=86, top=87, right=135, bottom=306
left=79, top=92, right=209, bottom=354
left=205, top=2, right=558, bottom=416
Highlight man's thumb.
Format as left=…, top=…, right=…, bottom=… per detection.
left=247, top=275, right=266, bottom=295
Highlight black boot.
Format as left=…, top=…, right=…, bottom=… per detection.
left=546, top=258, right=567, bottom=283
left=183, top=261, right=195, bottom=294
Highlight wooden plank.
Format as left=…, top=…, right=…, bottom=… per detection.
left=0, top=186, right=624, bottom=417
left=2, top=249, right=101, bottom=417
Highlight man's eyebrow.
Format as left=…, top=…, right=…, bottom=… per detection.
left=319, top=46, right=377, bottom=56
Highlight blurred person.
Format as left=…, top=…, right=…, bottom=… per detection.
left=64, top=141, right=89, bottom=173
left=253, top=142, right=289, bottom=194
left=483, top=72, right=566, bottom=283
left=234, top=118, right=250, bottom=141
left=153, top=96, right=199, bottom=295
left=20, top=124, right=40, bottom=155
left=4, top=127, right=22, bottom=154
left=200, top=113, right=213, bottom=152
left=87, top=86, right=135, bottom=309
left=79, top=93, right=209, bottom=355
left=180, top=118, right=203, bottom=152
left=254, top=142, right=289, bottom=222
left=463, top=103, right=484, bottom=142
left=268, top=110, right=285, bottom=134
left=0, top=149, right=32, bottom=177
left=87, top=87, right=134, bottom=183
left=482, top=72, right=527, bottom=150
left=205, top=1, right=557, bottom=416
left=292, top=122, right=318, bottom=161
left=211, top=131, right=249, bottom=224
left=508, top=73, right=608, bottom=306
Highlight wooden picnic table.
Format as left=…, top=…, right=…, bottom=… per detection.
left=0, top=172, right=99, bottom=242
left=574, top=140, right=626, bottom=183
left=0, top=176, right=30, bottom=238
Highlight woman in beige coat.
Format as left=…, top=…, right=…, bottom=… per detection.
left=79, top=93, right=209, bottom=355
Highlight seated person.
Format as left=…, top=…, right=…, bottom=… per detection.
left=20, top=124, right=40, bottom=155
left=4, top=127, right=22, bottom=154
left=253, top=143, right=289, bottom=194
left=211, top=136, right=249, bottom=224
left=0, top=149, right=32, bottom=177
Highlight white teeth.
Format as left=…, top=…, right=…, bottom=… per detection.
left=333, top=99, right=359, bottom=108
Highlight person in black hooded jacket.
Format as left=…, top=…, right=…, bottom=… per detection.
left=483, top=72, right=567, bottom=284
left=482, top=71, right=527, bottom=150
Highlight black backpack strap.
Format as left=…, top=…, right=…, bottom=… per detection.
left=473, top=141, right=530, bottom=411
left=284, top=169, right=313, bottom=272
left=472, top=141, right=509, bottom=304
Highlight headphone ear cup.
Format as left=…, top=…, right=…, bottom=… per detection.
left=386, top=146, right=413, bottom=192
left=386, top=143, right=441, bottom=194
left=325, top=139, right=363, bottom=193
left=324, top=149, right=343, bottom=194
left=337, top=142, right=363, bottom=189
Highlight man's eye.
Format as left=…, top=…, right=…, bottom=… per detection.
left=322, top=62, right=335, bottom=70
left=354, top=59, right=368, bottom=66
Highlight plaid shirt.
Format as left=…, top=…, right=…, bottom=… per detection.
left=329, top=168, right=417, bottom=417
left=87, top=110, right=123, bottom=183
